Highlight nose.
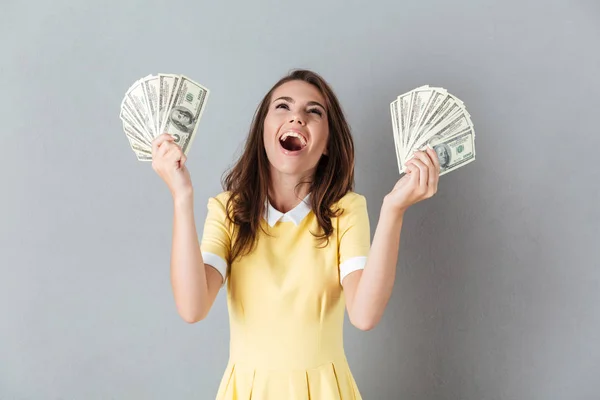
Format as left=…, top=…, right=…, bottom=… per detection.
left=289, top=115, right=306, bottom=126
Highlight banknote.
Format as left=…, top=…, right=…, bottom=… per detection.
left=425, top=128, right=476, bottom=175
left=390, top=85, right=476, bottom=176
left=119, top=74, right=210, bottom=161
left=141, top=76, right=159, bottom=137
left=159, top=76, right=209, bottom=155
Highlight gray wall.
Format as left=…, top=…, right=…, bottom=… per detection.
left=1, top=0, right=599, bottom=399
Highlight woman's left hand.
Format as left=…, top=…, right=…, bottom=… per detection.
left=384, top=145, right=441, bottom=216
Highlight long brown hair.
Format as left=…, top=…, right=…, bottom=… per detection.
left=222, top=69, right=355, bottom=264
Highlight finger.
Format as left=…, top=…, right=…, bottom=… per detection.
left=408, top=158, right=428, bottom=189
left=420, top=146, right=439, bottom=193
left=152, top=133, right=175, bottom=154
left=412, top=150, right=434, bottom=170
left=425, top=146, right=440, bottom=193
left=403, top=161, right=415, bottom=174
left=427, top=143, right=441, bottom=174
left=166, top=146, right=184, bottom=165
left=159, top=140, right=180, bottom=158
left=157, top=142, right=171, bottom=158
left=404, top=161, right=420, bottom=186
left=426, top=144, right=441, bottom=173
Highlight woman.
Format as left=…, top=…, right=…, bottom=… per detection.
left=151, top=69, right=440, bottom=399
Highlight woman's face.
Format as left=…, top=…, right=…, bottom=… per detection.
left=263, top=80, right=329, bottom=179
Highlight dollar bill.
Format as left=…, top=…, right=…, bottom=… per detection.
left=158, top=74, right=179, bottom=137
left=120, top=73, right=210, bottom=161
left=428, top=128, right=476, bottom=175
left=123, top=122, right=152, bottom=149
left=397, top=92, right=411, bottom=149
left=391, top=85, right=476, bottom=176
left=407, top=89, right=447, bottom=151
left=142, top=76, right=160, bottom=138
left=160, top=75, right=209, bottom=155
left=120, top=104, right=149, bottom=142
left=405, top=86, right=432, bottom=152
left=414, top=110, right=473, bottom=151
left=126, top=80, right=155, bottom=138
left=390, top=99, right=403, bottom=172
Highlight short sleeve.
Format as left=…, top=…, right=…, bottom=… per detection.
left=200, top=194, right=231, bottom=286
left=338, top=193, right=371, bottom=284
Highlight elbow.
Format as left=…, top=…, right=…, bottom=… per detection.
left=352, top=320, right=377, bottom=331
left=178, top=307, right=208, bottom=324
left=349, top=314, right=380, bottom=331
left=180, top=313, right=203, bottom=324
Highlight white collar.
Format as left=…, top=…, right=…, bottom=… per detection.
left=264, top=193, right=312, bottom=227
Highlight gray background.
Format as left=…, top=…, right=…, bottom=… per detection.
left=1, top=0, right=599, bottom=399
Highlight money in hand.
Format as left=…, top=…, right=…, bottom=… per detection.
left=390, top=85, right=476, bottom=176
left=119, top=74, right=210, bottom=161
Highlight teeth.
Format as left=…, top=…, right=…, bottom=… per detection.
left=280, top=131, right=307, bottom=147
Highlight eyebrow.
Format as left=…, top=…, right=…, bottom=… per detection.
left=272, top=96, right=326, bottom=111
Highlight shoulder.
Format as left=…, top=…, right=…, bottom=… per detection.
left=332, top=191, right=369, bottom=229
left=203, top=191, right=234, bottom=223
left=334, top=191, right=368, bottom=212
left=211, top=190, right=232, bottom=203
left=205, top=190, right=234, bottom=210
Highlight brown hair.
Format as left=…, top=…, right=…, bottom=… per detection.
left=222, top=69, right=355, bottom=264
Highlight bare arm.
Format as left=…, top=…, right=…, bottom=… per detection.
left=342, top=202, right=403, bottom=331
left=343, top=147, right=441, bottom=330
left=151, top=133, right=223, bottom=324
left=170, top=195, right=222, bottom=323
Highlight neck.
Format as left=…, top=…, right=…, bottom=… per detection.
left=268, top=168, right=312, bottom=213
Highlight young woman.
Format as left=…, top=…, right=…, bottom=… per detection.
left=151, top=69, right=440, bottom=399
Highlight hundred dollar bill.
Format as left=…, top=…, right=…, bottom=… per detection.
left=432, top=128, right=475, bottom=175
left=130, top=139, right=152, bottom=155
left=133, top=149, right=152, bottom=162
left=142, top=76, right=160, bottom=138
left=405, top=128, right=476, bottom=176
left=391, top=85, right=476, bottom=176
left=390, top=99, right=403, bottom=172
left=120, top=101, right=153, bottom=143
left=407, top=89, right=447, bottom=151
left=409, top=94, right=457, bottom=149
left=121, top=104, right=150, bottom=141
left=158, top=74, right=180, bottom=135
left=397, top=92, right=411, bottom=150
left=123, top=122, right=152, bottom=150
left=126, top=80, right=155, bottom=138
left=123, top=132, right=153, bottom=161
left=414, top=111, right=473, bottom=151
left=160, top=76, right=209, bottom=155
left=406, top=86, right=433, bottom=154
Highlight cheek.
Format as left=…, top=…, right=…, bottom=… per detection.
left=313, top=124, right=329, bottom=153
left=263, top=115, right=280, bottom=138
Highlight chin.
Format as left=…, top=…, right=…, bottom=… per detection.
left=269, top=157, right=316, bottom=177
left=270, top=163, right=305, bottom=176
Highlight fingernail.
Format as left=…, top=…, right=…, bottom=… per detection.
left=427, top=143, right=433, bottom=149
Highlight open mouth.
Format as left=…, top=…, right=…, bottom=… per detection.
left=279, top=131, right=307, bottom=152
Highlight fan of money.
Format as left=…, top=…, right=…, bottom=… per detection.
left=390, top=85, right=476, bottom=176
left=119, top=74, right=210, bottom=161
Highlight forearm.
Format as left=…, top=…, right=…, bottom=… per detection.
left=170, top=194, right=209, bottom=322
left=351, top=198, right=405, bottom=328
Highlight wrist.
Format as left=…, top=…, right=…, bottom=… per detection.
left=173, top=190, right=194, bottom=209
left=382, top=195, right=407, bottom=222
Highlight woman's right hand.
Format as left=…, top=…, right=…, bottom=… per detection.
left=151, top=133, right=193, bottom=201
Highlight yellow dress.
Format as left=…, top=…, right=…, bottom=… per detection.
left=200, top=191, right=371, bottom=399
